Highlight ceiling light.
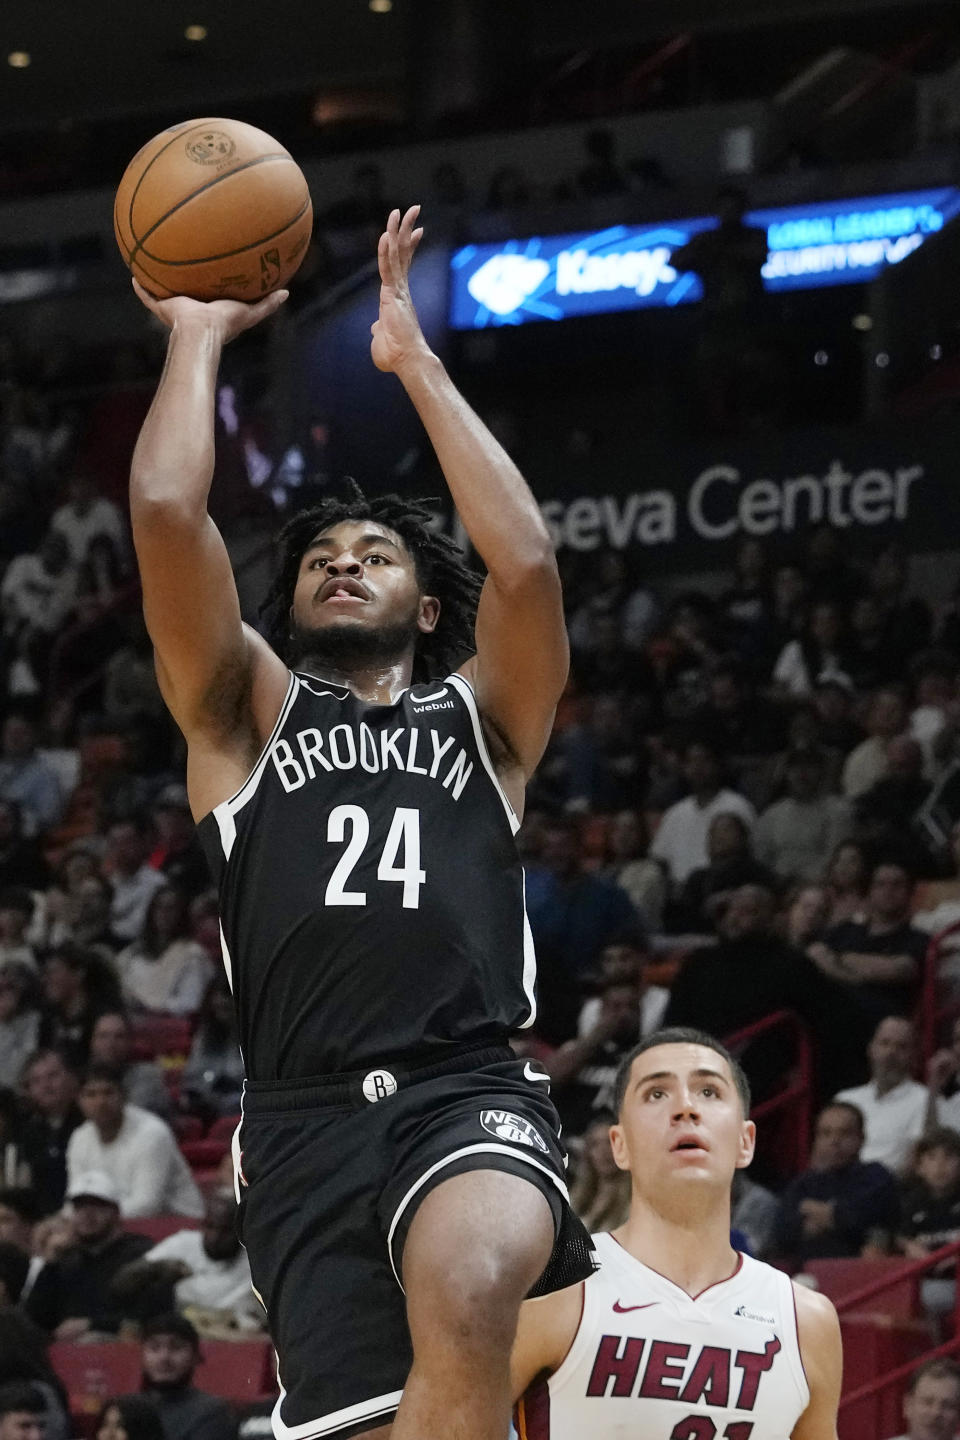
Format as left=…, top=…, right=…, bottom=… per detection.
left=852, top=313, right=873, bottom=332
left=369, top=0, right=393, bottom=13
left=7, top=51, right=30, bottom=68
left=184, top=24, right=207, bottom=41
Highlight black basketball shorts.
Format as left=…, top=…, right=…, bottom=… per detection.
left=234, top=1043, right=596, bottom=1440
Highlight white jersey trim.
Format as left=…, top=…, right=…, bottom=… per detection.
left=269, top=1385, right=403, bottom=1439
left=210, top=671, right=300, bottom=852
left=386, top=1141, right=570, bottom=1289
left=784, top=1275, right=813, bottom=1414
left=447, top=672, right=520, bottom=834
left=518, top=871, right=537, bottom=1029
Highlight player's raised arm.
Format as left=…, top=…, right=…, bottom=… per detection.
left=791, top=1284, right=842, bottom=1440
left=128, top=283, right=289, bottom=746
left=372, top=206, right=567, bottom=780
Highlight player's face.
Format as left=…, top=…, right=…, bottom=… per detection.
left=289, top=520, right=439, bottom=655
left=611, top=1043, right=754, bottom=1200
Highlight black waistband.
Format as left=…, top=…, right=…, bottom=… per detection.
left=242, top=1042, right=516, bottom=1114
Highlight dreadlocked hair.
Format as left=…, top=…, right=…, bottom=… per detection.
left=259, top=480, right=483, bottom=681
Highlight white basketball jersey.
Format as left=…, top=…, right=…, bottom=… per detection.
left=516, top=1232, right=809, bottom=1440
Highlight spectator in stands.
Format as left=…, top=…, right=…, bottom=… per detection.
left=545, top=976, right=641, bottom=1136
left=909, top=650, right=957, bottom=768
left=525, top=816, right=639, bottom=1041
left=0, top=714, right=62, bottom=837
left=96, top=1396, right=165, bottom=1440
left=37, top=845, right=102, bottom=950
left=894, top=1128, right=960, bottom=1316
left=0, top=1384, right=47, bottom=1440
left=671, top=812, right=776, bottom=934
left=718, top=538, right=771, bottom=659
left=88, top=1013, right=171, bottom=1120
left=823, top=838, right=869, bottom=926
left=50, top=469, right=126, bottom=569
left=868, top=541, right=932, bottom=678
left=135, top=1312, right=237, bottom=1440
left=39, top=943, right=122, bottom=1066
left=809, top=859, right=928, bottom=1041
left=575, top=936, right=668, bottom=1043
left=180, top=979, right=242, bottom=1124
left=24, top=1170, right=151, bottom=1338
left=752, top=748, right=852, bottom=885
left=105, top=819, right=167, bottom=945
left=558, top=694, right=646, bottom=812
left=772, top=601, right=854, bottom=699
left=784, top=884, right=830, bottom=949
left=148, top=788, right=210, bottom=900
left=0, top=802, right=49, bottom=892
left=652, top=593, right=721, bottom=718
left=117, top=886, right=212, bottom=1017
left=0, top=890, right=36, bottom=972
left=64, top=876, right=123, bottom=955
left=0, top=1309, right=70, bottom=1440
left=856, top=736, right=935, bottom=876
left=569, top=1114, right=630, bottom=1232
left=847, top=594, right=893, bottom=690
left=19, top=1050, right=82, bottom=1214
left=692, top=656, right=783, bottom=758
left=842, top=687, right=908, bottom=798
left=598, top=810, right=666, bottom=932
left=891, top=1357, right=960, bottom=1440
left=731, top=1172, right=780, bottom=1260
left=67, top=1065, right=202, bottom=1219
left=650, top=737, right=756, bottom=887
left=113, top=1188, right=261, bottom=1331
left=0, top=530, right=77, bottom=695
left=810, top=675, right=863, bottom=762
left=0, top=1188, right=43, bottom=1299
left=926, top=1016, right=960, bottom=1132
left=772, top=1100, right=900, bottom=1263
left=0, top=963, right=40, bottom=1088
left=834, top=1016, right=929, bottom=1172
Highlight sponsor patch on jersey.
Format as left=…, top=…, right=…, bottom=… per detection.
left=733, top=1302, right=776, bottom=1325
left=480, top=1108, right=549, bottom=1152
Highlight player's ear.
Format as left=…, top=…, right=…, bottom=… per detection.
left=735, top=1119, right=756, bottom=1171
left=609, top=1122, right=631, bottom=1172
left=417, top=594, right=440, bottom=634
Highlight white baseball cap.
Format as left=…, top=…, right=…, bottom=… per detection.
left=66, top=1170, right=121, bottom=1206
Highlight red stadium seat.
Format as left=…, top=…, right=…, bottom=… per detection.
left=805, top=1258, right=920, bottom=1318
left=130, top=1015, right=193, bottom=1059
left=194, top=1338, right=275, bottom=1403
left=50, top=1341, right=141, bottom=1413
left=173, top=1114, right=205, bottom=1143
left=181, top=1138, right=229, bottom=1170
left=207, top=1114, right=242, bottom=1142
left=123, top=1214, right=199, bottom=1242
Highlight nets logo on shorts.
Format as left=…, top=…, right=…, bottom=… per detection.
left=480, top=1109, right=549, bottom=1152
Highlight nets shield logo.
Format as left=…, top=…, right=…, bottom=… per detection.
left=480, top=1109, right=549, bottom=1153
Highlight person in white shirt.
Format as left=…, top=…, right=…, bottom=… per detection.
left=841, top=687, right=908, bottom=799
left=50, top=471, right=126, bottom=568
left=66, top=1065, right=202, bottom=1218
left=834, top=1015, right=929, bottom=1173
left=112, top=1187, right=262, bottom=1330
left=650, top=738, right=755, bottom=886
left=888, top=1357, right=960, bottom=1440
left=103, top=819, right=167, bottom=944
left=511, top=1026, right=842, bottom=1439
left=926, top=1014, right=960, bottom=1132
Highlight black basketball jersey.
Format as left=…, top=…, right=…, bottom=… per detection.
left=196, top=670, right=537, bottom=1080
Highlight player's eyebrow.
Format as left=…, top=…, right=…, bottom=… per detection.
left=306, top=531, right=403, bottom=555
left=634, top=1067, right=729, bottom=1091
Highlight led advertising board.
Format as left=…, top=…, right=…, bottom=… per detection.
left=449, top=187, right=960, bottom=329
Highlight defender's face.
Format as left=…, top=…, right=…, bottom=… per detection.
left=611, top=1043, right=754, bottom=1197
left=289, top=519, right=439, bottom=645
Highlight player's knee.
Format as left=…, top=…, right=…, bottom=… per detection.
left=409, top=1239, right=532, bottom=1339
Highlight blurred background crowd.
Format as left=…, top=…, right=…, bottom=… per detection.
left=7, top=1, right=960, bottom=1438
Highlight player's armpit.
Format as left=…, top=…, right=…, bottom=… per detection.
left=510, top=1281, right=584, bottom=1402
left=461, top=558, right=568, bottom=781
left=791, top=1283, right=842, bottom=1440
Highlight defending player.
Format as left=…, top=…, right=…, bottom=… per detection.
left=512, top=1027, right=842, bottom=1439
left=128, top=206, right=595, bottom=1440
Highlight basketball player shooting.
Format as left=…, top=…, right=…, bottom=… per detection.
left=512, top=1028, right=843, bottom=1440
left=128, top=205, right=595, bottom=1440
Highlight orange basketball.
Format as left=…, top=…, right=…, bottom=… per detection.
left=114, top=117, right=313, bottom=302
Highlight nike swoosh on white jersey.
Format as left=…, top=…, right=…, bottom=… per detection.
left=524, top=1063, right=550, bottom=1083
left=412, top=687, right=449, bottom=703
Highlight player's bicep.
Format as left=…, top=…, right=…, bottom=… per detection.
left=467, top=562, right=568, bottom=777
left=133, top=503, right=251, bottom=734
left=792, top=1285, right=842, bottom=1440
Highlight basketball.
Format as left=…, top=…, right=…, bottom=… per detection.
left=114, top=117, right=313, bottom=302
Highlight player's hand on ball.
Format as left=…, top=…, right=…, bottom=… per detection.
left=132, top=279, right=288, bottom=344
left=371, top=205, right=428, bottom=374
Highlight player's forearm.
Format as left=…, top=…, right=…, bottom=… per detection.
left=130, top=319, right=224, bottom=515
left=396, top=348, right=556, bottom=585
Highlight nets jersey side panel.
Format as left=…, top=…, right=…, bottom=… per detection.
left=197, top=672, right=537, bottom=1079
left=517, top=1234, right=809, bottom=1439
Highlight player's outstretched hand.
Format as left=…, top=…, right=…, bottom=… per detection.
left=132, top=279, right=288, bottom=344
left=371, top=205, right=428, bottom=374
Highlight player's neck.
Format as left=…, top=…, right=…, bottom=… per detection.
left=296, top=654, right=414, bottom=705
left=613, top=1192, right=738, bottom=1298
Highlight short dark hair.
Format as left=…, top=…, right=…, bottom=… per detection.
left=819, top=1100, right=865, bottom=1136
left=258, top=482, right=483, bottom=681
left=613, top=1027, right=751, bottom=1117
left=916, top=1127, right=960, bottom=1162
left=907, top=1356, right=960, bottom=1395
left=142, top=1312, right=200, bottom=1351
left=0, top=1381, right=45, bottom=1420
left=0, top=1187, right=42, bottom=1224
left=81, top=1062, right=124, bottom=1091
left=0, top=1240, right=30, bottom=1304
left=96, top=1396, right=165, bottom=1440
